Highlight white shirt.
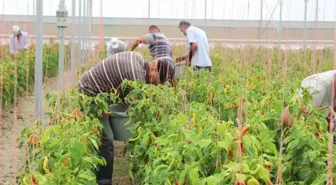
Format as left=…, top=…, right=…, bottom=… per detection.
left=9, top=31, right=29, bottom=54
left=296, top=70, right=336, bottom=116
left=185, top=26, right=212, bottom=67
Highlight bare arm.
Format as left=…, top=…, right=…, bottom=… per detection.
left=130, top=36, right=146, bottom=51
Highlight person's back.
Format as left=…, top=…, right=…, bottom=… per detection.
left=300, top=70, right=336, bottom=110
left=78, top=51, right=147, bottom=96
left=145, top=32, right=172, bottom=60
left=186, top=26, right=211, bottom=67
left=130, top=25, right=173, bottom=65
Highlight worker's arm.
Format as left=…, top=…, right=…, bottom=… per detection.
left=130, top=36, right=147, bottom=51
left=175, top=43, right=197, bottom=64
left=188, top=42, right=198, bottom=63
left=281, top=85, right=324, bottom=127
left=176, top=55, right=188, bottom=63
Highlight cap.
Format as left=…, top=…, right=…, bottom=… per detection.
left=110, top=37, right=119, bottom=49
left=12, top=25, right=20, bottom=36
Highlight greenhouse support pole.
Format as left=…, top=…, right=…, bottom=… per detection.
left=148, top=0, right=150, bottom=18
left=303, top=0, right=308, bottom=50
left=34, top=0, right=43, bottom=119
left=56, top=0, right=68, bottom=92
left=278, top=0, right=283, bottom=47
left=204, top=0, right=207, bottom=30
left=88, top=0, right=92, bottom=57
left=259, top=0, right=263, bottom=38
left=70, top=0, right=75, bottom=84
left=78, top=0, right=82, bottom=71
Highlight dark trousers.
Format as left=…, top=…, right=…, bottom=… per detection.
left=79, top=100, right=114, bottom=185
left=96, top=129, right=114, bottom=185
left=193, top=66, right=212, bottom=71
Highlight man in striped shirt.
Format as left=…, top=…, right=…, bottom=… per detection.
left=78, top=51, right=174, bottom=96
left=129, top=25, right=173, bottom=66
left=77, top=51, right=174, bottom=185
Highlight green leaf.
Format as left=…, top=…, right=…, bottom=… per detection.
left=179, top=168, right=188, bottom=185
left=78, top=170, right=96, bottom=181
left=242, top=163, right=250, bottom=173
left=206, top=176, right=217, bottom=185
left=83, top=156, right=93, bottom=163
left=236, top=173, right=246, bottom=182
left=219, top=123, right=226, bottom=136
left=89, top=138, right=99, bottom=151
left=189, top=167, right=199, bottom=184
left=218, top=133, right=233, bottom=151
left=198, top=139, right=212, bottom=148
left=258, top=167, right=269, bottom=180
left=309, top=138, right=319, bottom=149
left=309, top=151, right=317, bottom=162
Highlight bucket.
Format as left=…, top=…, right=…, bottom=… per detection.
left=174, top=62, right=187, bottom=79
left=109, top=104, right=133, bottom=141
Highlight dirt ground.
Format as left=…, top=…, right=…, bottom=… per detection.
left=0, top=72, right=132, bottom=185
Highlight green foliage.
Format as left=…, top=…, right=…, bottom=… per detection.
left=0, top=44, right=70, bottom=108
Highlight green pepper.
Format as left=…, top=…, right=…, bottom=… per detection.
left=249, top=164, right=261, bottom=175
left=247, top=178, right=260, bottom=185
left=168, top=158, right=176, bottom=170
left=129, top=127, right=142, bottom=142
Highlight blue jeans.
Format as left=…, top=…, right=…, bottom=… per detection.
left=193, top=66, right=212, bottom=71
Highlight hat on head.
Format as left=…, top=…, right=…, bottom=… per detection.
left=110, top=37, right=119, bottom=49
left=12, top=25, right=20, bottom=36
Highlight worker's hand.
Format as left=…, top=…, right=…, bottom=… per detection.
left=175, top=56, right=185, bottom=63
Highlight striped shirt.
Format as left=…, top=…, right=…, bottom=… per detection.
left=144, top=33, right=173, bottom=64
left=78, top=51, right=148, bottom=96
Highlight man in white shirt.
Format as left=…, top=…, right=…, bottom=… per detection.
left=9, top=26, right=29, bottom=55
left=176, top=21, right=212, bottom=71
left=106, top=37, right=126, bottom=57
left=281, top=70, right=336, bottom=132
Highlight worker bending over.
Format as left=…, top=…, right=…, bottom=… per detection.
left=107, top=37, right=126, bottom=57
left=9, top=25, right=29, bottom=55
left=78, top=51, right=174, bottom=185
left=282, top=70, right=336, bottom=132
